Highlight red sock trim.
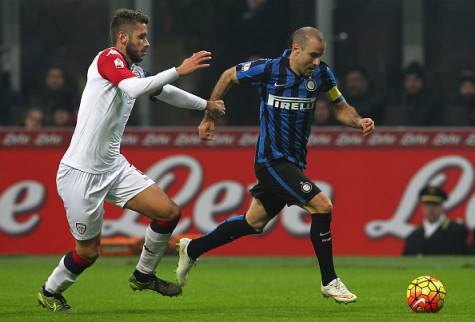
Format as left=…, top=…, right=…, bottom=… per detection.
left=154, top=219, right=178, bottom=227
left=150, top=218, right=179, bottom=233
left=72, top=249, right=94, bottom=267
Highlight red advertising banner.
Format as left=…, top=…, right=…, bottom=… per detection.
left=1, top=127, right=474, bottom=255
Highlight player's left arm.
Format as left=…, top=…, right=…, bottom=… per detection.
left=321, top=63, right=374, bottom=136
left=331, top=99, right=375, bottom=136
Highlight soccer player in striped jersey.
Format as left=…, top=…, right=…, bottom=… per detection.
left=176, top=27, right=374, bottom=303
left=37, top=9, right=225, bottom=312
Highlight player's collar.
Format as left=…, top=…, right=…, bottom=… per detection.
left=282, top=49, right=291, bottom=58
left=111, top=47, right=132, bottom=68
left=281, top=49, right=292, bottom=69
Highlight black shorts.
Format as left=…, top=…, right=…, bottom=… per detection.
left=249, top=158, right=321, bottom=218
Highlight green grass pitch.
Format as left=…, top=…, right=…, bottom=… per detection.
left=1, top=256, right=474, bottom=321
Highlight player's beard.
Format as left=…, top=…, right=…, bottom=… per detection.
left=303, top=68, right=313, bottom=77
left=126, top=43, right=143, bottom=63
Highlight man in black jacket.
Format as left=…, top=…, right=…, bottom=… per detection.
left=403, top=186, right=469, bottom=255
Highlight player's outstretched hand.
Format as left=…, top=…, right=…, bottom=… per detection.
left=198, top=115, right=216, bottom=141
left=206, top=100, right=225, bottom=119
left=358, top=118, right=375, bottom=136
left=176, top=51, right=212, bottom=76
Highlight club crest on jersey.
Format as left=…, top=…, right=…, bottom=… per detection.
left=241, top=62, right=251, bottom=72
left=75, top=223, right=87, bottom=235
left=114, top=58, right=125, bottom=69
left=300, top=181, right=313, bottom=193
left=306, top=79, right=316, bottom=91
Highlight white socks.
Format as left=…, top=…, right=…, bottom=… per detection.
left=44, top=256, right=78, bottom=294
left=136, top=225, right=171, bottom=274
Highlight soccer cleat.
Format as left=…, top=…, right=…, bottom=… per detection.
left=175, top=238, right=196, bottom=287
left=321, top=278, right=357, bottom=303
left=37, top=286, right=74, bottom=313
left=128, top=273, right=182, bottom=297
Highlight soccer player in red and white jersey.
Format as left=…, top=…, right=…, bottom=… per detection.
left=37, top=9, right=225, bottom=312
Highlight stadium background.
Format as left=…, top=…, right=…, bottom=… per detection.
left=0, top=0, right=474, bottom=256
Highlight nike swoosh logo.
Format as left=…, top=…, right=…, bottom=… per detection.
left=274, top=82, right=287, bottom=87
left=335, top=294, right=355, bottom=299
left=320, top=231, right=331, bottom=237
left=412, top=297, right=425, bottom=308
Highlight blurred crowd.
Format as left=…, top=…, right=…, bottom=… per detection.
left=2, top=62, right=474, bottom=129
left=0, top=0, right=474, bottom=128
left=0, top=67, right=77, bottom=128
left=314, top=64, right=475, bottom=128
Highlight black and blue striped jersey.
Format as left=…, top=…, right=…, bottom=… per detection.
left=236, top=49, right=345, bottom=169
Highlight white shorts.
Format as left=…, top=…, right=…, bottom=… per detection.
left=56, top=156, right=155, bottom=240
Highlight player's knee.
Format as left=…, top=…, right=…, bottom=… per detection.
left=307, top=192, right=333, bottom=214
left=149, top=201, right=181, bottom=222
left=309, top=199, right=333, bottom=214
left=319, top=201, right=333, bottom=214
left=168, top=202, right=181, bottom=221
left=76, top=245, right=100, bottom=261
left=246, top=217, right=267, bottom=232
left=248, top=222, right=263, bottom=232
left=162, top=202, right=182, bottom=221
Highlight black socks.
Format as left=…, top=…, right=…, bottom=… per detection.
left=187, top=215, right=259, bottom=260
left=310, top=213, right=337, bottom=286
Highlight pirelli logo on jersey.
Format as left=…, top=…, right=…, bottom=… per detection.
left=267, top=94, right=316, bottom=111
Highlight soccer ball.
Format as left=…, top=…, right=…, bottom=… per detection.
left=406, top=275, right=446, bottom=313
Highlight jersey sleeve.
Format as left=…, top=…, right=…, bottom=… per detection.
left=235, top=59, right=271, bottom=84
left=97, top=48, right=136, bottom=86
left=321, top=64, right=345, bottom=104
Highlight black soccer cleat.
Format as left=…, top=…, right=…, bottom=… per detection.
left=37, top=286, right=74, bottom=313
left=129, top=272, right=182, bottom=297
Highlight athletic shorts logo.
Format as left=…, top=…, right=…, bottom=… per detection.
left=300, top=181, right=313, bottom=193
left=306, top=79, right=316, bottom=91
left=75, top=223, right=87, bottom=235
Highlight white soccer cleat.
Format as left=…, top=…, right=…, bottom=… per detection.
left=321, top=278, right=357, bottom=303
left=175, top=238, right=196, bottom=287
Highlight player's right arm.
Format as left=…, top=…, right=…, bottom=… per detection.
left=199, top=59, right=270, bottom=140
left=119, top=51, right=212, bottom=98
left=98, top=49, right=212, bottom=99
left=210, top=66, right=240, bottom=100
left=198, top=66, right=238, bottom=141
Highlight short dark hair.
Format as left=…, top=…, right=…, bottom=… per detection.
left=289, top=27, right=324, bottom=48
left=110, top=9, right=149, bottom=44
